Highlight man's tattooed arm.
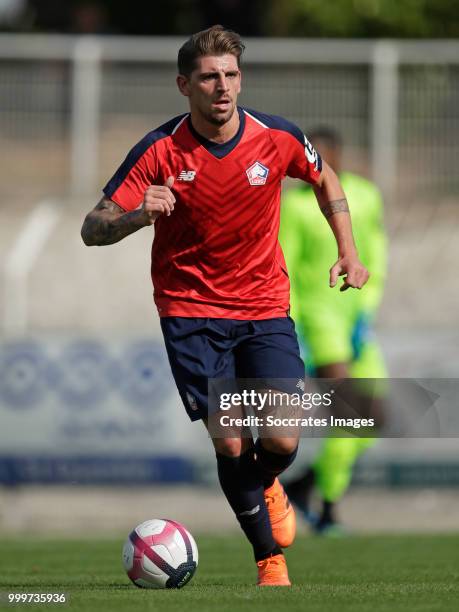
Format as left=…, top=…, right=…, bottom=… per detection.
left=311, top=160, right=369, bottom=290
left=81, top=198, right=149, bottom=246
left=320, top=198, right=350, bottom=219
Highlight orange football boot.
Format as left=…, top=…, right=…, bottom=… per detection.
left=257, top=553, right=291, bottom=587
left=264, top=477, right=296, bottom=547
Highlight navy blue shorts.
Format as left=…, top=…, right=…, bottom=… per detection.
left=160, top=317, right=305, bottom=421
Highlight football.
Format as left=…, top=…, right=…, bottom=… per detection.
left=122, top=519, right=198, bottom=589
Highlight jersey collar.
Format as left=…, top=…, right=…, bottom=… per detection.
left=187, top=107, right=246, bottom=159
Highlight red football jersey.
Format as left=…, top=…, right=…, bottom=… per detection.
left=104, top=107, right=322, bottom=319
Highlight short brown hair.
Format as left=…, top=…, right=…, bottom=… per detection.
left=178, top=25, right=245, bottom=77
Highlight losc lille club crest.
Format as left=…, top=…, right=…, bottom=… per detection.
left=246, top=161, right=269, bottom=186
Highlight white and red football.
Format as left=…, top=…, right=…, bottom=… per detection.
left=122, top=519, right=198, bottom=589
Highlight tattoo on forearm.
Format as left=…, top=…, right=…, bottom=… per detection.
left=321, top=198, right=349, bottom=219
left=81, top=199, right=145, bottom=246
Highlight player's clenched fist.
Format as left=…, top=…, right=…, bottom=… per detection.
left=141, top=176, right=175, bottom=224
left=329, top=253, right=369, bottom=291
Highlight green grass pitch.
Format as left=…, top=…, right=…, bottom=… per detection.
left=0, top=534, right=458, bottom=611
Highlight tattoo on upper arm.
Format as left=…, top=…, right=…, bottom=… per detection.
left=321, top=198, right=349, bottom=219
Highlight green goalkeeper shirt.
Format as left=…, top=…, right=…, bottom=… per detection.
left=279, top=172, right=387, bottom=336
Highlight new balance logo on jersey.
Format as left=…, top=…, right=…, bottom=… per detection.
left=246, top=161, right=269, bottom=186
left=177, top=170, right=196, bottom=182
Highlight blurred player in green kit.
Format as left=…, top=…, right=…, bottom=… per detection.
left=280, top=127, right=388, bottom=535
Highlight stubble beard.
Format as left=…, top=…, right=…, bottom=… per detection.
left=202, top=101, right=236, bottom=126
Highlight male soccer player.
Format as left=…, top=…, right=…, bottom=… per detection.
left=81, top=27, right=369, bottom=585
left=280, top=127, right=387, bottom=535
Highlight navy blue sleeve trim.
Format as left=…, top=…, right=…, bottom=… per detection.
left=243, top=108, right=306, bottom=148
left=244, top=107, right=323, bottom=176
left=317, top=152, right=323, bottom=172
left=103, top=113, right=188, bottom=198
